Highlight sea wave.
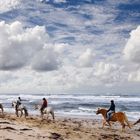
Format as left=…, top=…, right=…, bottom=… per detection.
left=0, top=93, right=139, bottom=120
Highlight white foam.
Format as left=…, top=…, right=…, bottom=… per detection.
left=0, top=93, right=139, bottom=121
left=78, top=107, right=95, bottom=112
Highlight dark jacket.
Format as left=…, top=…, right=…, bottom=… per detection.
left=17, top=99, right=21, bottom=106
left=107, top=102, right=115, bottom=112
left=42, top=99, right=47, bottom=108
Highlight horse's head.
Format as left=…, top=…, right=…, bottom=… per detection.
left=96, top=108, right=101, bottom=115
left=96, top=108, right=108, bottom=118
left=12, top=101, right=16, bottom=107
left=34, top=104, right=40, bottom=110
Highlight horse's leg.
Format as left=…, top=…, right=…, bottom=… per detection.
left=20, top=110, right=23, bottom=117
left=102, top=119, right=106, bottom=128
left=51, top=111, right=55, bottom=120
left=120, top=121, right=125, bottom=132
left=16, top=110, right=19, bottom=117
left=46, top=112, right=49, bottom=120
left=24, top=108, right=28, bottom=118
left=40, top=112, right=44, bottom=120
left=107, top=121, right=112, bottom=129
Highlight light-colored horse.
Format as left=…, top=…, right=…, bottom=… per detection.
left=35, top=105, right=55, bottom=120
left=96, top=108, right=131, bottom=131
left=0, top=103, right=4, bottom=115
left=12, top=101, right=28, bottom=118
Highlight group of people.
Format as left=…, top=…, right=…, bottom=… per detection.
left=16, top=97, right=48, bottom=114
left=16, top=96, right=115, bottom=121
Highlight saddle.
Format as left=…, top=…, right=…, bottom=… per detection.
left=110, top=112, right=115, bottom=118
left=106, top=112, right=115, bottom=121
left=17, top=104, right=24, bottom=110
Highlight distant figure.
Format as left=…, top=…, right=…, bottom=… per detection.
left=16, top=97, right=21, bottom=111
left=40, top=98, right=48, bottom=114
left=106, top=100, right=115, bottom=121
left=17, top=97, right=22, bottom=105
left=0, top=103, right=4, bottom=115
left=16, top=97, right=26, bottom=112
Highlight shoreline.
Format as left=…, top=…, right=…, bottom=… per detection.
left=0, top=112, right=140, bottom=140
left=4, top=108, right=138, bottom=122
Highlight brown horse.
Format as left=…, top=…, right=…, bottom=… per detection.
left=0, top=103, right=4, bottom=115
left=96, top=108, right=131, bottom=131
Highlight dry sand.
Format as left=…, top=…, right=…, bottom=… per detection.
left=0, top=113, right=139, bottom=140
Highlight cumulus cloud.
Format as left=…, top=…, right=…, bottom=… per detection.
left=93, top=62, right=123, bottom=85
left=94, top=62, right=118, bottom=76
left=0, top=0, right=139, bottom=93
left=53, top=43, right=68, bottom=54
left=128, top=70, right=140, bottom=82
left=31, top=48, right=60, bottom=71
left=0, top=72, right=17, bottom=84
left=77, top=49, right=94, bottom=67
left=0, top=0, right=21, bottom=13
left=123, top=25, right=140, bottom=63
left=0, top=21, right=61, bottom=71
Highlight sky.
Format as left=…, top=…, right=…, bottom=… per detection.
left=0, top=0, right=140, bottom=94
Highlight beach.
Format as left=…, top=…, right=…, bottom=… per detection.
left=0, top=113, right=139, bottom=140
left=0, top=1, right=140, bottom=140
left=1, top=93, right=140, bottom=121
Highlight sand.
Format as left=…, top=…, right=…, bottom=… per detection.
left=0, top=113, right=139, bottom=140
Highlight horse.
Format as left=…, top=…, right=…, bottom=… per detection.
left=35, top=105, right=55, bottom=121
left=12, top=101, right=28, bottom=118
left=96, top=108, right=131, bottom=131
left=0, top=103, right=4, bottom=115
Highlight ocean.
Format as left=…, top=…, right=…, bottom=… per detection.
left=0, top=93, right=139, bottom=121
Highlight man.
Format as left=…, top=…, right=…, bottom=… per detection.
left=106, top=100, right=115, bottom=121
left=40, top=98, right=48, bottom=114
left=15, top=97, right=23, bottom=117
left=16, top=97, right=26, bottom=111
left=17, top=97, right=22, bottom=106
left=16, top=97, right=22, bottom=111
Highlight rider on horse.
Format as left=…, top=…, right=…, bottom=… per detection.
left=40, top=98, right=48, bottom=114
left=106, top=100, right=115, bottom=121
left=16, top=97, right=23, bottom=111
left=16, top=97, right=21, bottom=106
left=13, top=97, right=28, bottom=117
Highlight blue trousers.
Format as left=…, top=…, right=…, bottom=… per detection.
left=106, top=110, right=114, bottom=121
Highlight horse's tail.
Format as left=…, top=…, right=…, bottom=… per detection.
left=24, top=107, right=28, bottom=117
left=124, top=112, right=131, bottom=128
